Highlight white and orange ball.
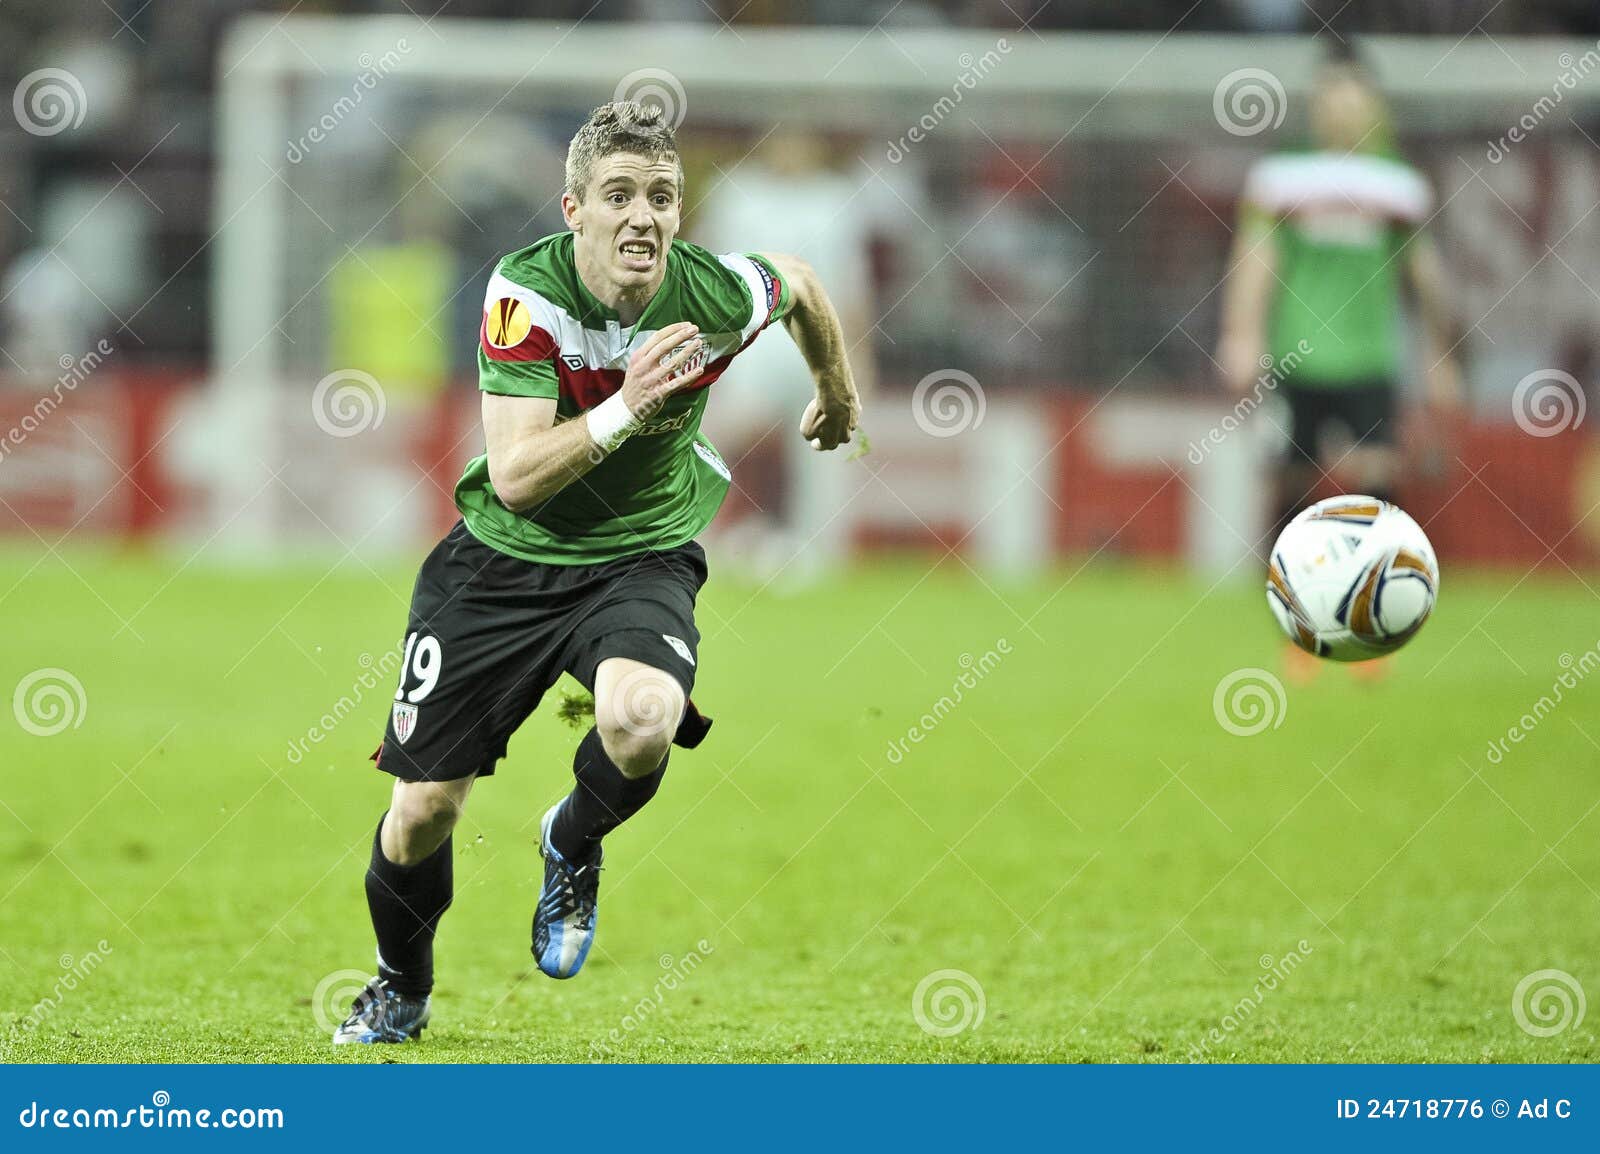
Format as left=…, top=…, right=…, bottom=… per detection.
left=1266, top=496, right=1439, bottom=662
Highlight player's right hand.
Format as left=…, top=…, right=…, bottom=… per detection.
left=620, top=322, right=707, bottom=420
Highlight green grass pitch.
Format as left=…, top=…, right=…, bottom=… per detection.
left=2, top=545, right=1596, bottom=1063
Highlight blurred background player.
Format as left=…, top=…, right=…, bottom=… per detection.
left=1215, top=48, right=1463, bottom=680
left=694, top=130, right=878, bottom=584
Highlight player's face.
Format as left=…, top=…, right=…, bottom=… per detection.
left=1312, top=76, right=1383, bottom=152
left=569, top=152, right=681, bottom=295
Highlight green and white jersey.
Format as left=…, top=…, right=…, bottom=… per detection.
left=455, top=232, right=793, bottom=564
left=1243, top=151, right=1432, bottom=387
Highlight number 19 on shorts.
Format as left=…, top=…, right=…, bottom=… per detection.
left=396, top=632, right=443, bottom=703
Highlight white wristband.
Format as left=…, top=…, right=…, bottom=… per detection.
left=585, top=391, right=641, bottom=454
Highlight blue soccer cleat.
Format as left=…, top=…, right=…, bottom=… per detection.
left=533, top=803, right=602, bottom=979
left=331, top=976, right=430, bottom=1045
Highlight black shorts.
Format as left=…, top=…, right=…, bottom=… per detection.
left=1283, top=380, right=1396, bottom=466
left=375, top=521, right=708, bottom=782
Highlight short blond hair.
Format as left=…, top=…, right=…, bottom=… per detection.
left=565, top=102, right=683, bottom=202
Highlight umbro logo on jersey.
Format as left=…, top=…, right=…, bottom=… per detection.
left=662, top=635, right=695, bottom=666
left=561, top=353, right=585, bottom=371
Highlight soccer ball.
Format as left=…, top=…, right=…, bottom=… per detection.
left=1266, top=495, right=1439, bottom=662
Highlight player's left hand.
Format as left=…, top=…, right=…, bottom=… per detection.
left=800, top=395, right=859, bottom=451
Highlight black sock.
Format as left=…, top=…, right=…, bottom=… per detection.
left=365, top=817, right=452, bottom=998
left=548, top=727, right=666, bottom=861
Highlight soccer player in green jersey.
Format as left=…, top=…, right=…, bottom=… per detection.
left=1217, top=55, right=1461, bottom=552
left=333, top=102, right=861, bottom=1044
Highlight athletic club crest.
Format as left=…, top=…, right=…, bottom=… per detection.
left=392, top=701, right=419, bottom=744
